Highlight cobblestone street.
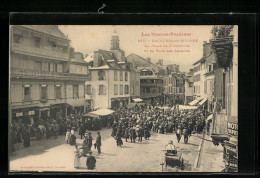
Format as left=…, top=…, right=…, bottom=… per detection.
left=10, top=128, right=214, bottom=172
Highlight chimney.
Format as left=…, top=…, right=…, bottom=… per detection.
left=147, top=57, right=151, bottom=62
left=69, top=47, right=75, bottom=58
left=158, top=59, right=163, bottom=66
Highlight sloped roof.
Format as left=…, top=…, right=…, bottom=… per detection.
left=84, top=53, right=94, bottom=63
left=70, top=57, right=86, bottom=64
left=126, top=53, right=160, bottom=68
left=20, top=25, right=69, bottom=40
left=137, top=66, right=159, bottom=74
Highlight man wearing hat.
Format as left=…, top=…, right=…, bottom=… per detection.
left=87, top=132, right=93, bottom=151
left=86, top=151, right=96, bottom=170
left=95, top=132, right=101, bottom=154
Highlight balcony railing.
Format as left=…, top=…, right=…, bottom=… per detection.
left=11, top=68, right=70, bottom=79
left=11, top=43, right=70, bottom=61
left=11, top=68, right=89, bottom=80
left=140, top=83, right=164, bottom=87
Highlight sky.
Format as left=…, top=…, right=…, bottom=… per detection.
left=59, top=25, right=213, bottom=72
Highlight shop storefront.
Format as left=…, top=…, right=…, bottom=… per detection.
left=11, top=105, right=39, bottom=125
left=111, top=97, right=129, bottom=110
left=66, top=99, right=86, bottom=115
left=50, top=103, right=66, bottom=120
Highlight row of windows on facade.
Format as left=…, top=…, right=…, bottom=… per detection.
left=85, top=85, right=130, bottom=95
left=194, top=63, right=217, bottom=74
left=167, top=86, right=185, bottom=93
left=23, top=85, right=79, bottom=101
left=13, top=33, right=68, bottom=53
left=97, top=71, right=129, bottom=81
left=140, top=79, right=163, bottom=84
left=193, top=80, right=214, bottom=94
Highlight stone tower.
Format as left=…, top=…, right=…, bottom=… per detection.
left=110, top=30, right=120, bottom=50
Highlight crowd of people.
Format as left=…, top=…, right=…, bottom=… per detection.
left=10, top=112, right=86, bottom=152
left=10, top=103, right=211, bottom=171
left=109, top=104, right=210, bottom=146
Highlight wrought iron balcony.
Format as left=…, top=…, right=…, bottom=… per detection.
left=11, top=68, right=89, bottom=81
left=11, top=68, right=70, bottom=79
left=11, top=43, right=70, bottom=61
left=140, top=83, right=164, bottom=87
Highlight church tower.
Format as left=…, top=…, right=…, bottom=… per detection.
left=110, top=30, right=120, bottom=50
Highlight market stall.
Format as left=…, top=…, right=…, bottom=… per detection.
left=83, top=109, right=115, bottom=130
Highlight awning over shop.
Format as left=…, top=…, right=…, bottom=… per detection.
left=173, top=105, right=198, bottom=110
left=132, top=98, right=143, bottom=102
left=188, top=99, right=198, bottom=106
left=157, top=106, right=171, bottom=110
left=199, top=98, right=207, bottom=105
left=11, top=103, right=41, bottom=110
left=207, top=114, right=213, bottom=121
left=87, top=108, right=115, bottom=116
left=66, top=99, right=86, bottom=108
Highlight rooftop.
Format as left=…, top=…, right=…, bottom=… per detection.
left=20, top=25, right=69, bottom=41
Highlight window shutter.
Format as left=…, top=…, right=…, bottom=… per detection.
left=103, top=85, right=107, bottom=95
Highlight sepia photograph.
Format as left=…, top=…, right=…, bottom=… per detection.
left=9, top=25, right=238, bottom=172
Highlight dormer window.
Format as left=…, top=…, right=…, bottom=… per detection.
left=98, top=70, right=106, bottom=80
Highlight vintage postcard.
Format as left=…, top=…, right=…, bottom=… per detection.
left=9, top=25, right=238, bottom=172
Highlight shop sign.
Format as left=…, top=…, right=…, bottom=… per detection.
left=227, top=122, right=238, bottom=136
left=16, top=112, right=23, bottom=117
left=28, top=110, right=35, bottom=115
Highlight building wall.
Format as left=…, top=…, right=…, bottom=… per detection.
left=130, top=70, right=140, bottom=97
left=10, top=80, right=67, bottom=107
left=70, top=64, right=88, bottom=74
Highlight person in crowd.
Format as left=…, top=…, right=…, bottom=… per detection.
left=124, top=126, right=129, bottom=142
left=82, top=133, right=89, bottom=156
left=176, top=126, right=181, bottom=143
left=87, top=132, right=93, bottom=151
left=22, top=124, right=30, bottom=148
left=70, top=132, right=76, bottom=146
left=74, top=144, right=82, bottom=169
left=79, top=123, right=85, bottom=139
left=66, top=129, right=71, bottom=144
left=95, top=131, right=102, bottom=154
left=137, top=125, right=144, bottom=142
left=116, top=125, right=123, bottom=146
left=86, top=151, right=96, bottom=170
left=129, top=126, right=136, bottom=143
left=183, top=127, right=188, bottom=144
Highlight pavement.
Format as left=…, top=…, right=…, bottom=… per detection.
left=9, top=128, right=221, bottom=172
left=198, top=134, right=225, bottom=172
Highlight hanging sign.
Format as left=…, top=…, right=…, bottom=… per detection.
left=16, top=112, right=23, bottom=117
left=28, top=110, right=35, bottom=115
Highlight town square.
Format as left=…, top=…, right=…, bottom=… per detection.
left=9, top=25, right=238, bottom=172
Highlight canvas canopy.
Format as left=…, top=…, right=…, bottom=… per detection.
left=189, top=97, right=204, bottom=106
left=207, top=114, right=213, bottom=121
left=84, top=108, right=115, bottom=117
left=199, top=98, right=207, bottom=105
left=133, top=98, right=143, bottom=102
left=178, top=105, right=198, bottom=110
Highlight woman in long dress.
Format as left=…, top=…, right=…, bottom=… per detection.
left=74, top=145, right=81, bottom=169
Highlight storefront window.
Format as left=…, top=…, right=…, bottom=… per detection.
left=120, top=85, right=123, bottom=95
left=125, top=72, right=128, bottom=81
left=114, top=71, right=118, bottom=81
left=41, top=86, right=47, bottom=100
left=55, top=85, right=61, bottom=99
left=114, top=85, right=118, bottom=95
left=120, top=71, right=123, bottom=81
left=124, top=85, right=129, bottom=94
left=24, top=86, right=31, bottom=101
left=85, top=85, right=91, bottom=95
left=73, top=85, right=79, bottom=98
